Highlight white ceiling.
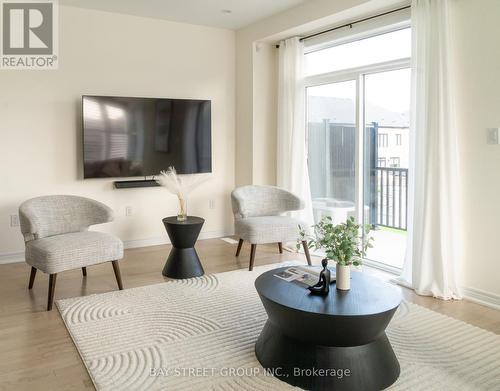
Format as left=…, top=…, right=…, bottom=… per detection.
left=60, top=0, right=310, bottom=30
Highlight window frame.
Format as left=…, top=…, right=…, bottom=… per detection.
left=304, top=27, right=412, bottom=77
left=389, top=157, right=401, bottom=167
left=378, top=133, right=388, bottom=148
left=303, top=8, right=411, bottom=54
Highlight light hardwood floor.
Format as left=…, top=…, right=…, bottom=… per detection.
left=0, top=238, right=498, bottom=390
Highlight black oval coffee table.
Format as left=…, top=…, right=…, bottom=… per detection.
left=255, top=267, right=402, bottom=391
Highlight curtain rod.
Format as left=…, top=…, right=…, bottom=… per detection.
left=275, top=5, right=410, bottom=48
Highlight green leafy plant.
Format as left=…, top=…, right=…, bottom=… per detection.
left=297, top=216, right=374, bottom=267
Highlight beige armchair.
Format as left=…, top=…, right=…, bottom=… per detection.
left=19, top=195, right=124, bottom=310
left=231, top=185, right=312, bottom=270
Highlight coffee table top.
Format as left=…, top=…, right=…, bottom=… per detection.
left=255, top=266, right=402, bottom=317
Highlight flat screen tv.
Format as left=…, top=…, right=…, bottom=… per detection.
left=82, top=95, right=212, bottom=178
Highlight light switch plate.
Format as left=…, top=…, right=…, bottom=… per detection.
left=10, top=214, right=20, bottom=227
left=487, top=128, right=499, bottom=144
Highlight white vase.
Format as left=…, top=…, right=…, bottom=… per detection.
left=336, top=264, right=351, bottom=291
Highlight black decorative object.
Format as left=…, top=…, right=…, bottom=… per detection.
left=162, top=216, right=205, bottom=279
left=308, top=258, right=331, bottom=295
left=255, top=267, right=402, bottom=391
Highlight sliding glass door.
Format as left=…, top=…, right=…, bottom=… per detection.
left=307, top=80, right=357, bottom=225
left=363, top=68, right=411, bottom=269
left=305, top=27, right=411, bottom=270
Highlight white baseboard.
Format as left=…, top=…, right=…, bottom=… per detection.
left=123, top=229, right=232, bottom=249
left=363, top=259, right=500, bottom=311
left=462, top=287, right=500, bottom=311
left=0, top=251, right=24, bottom=264
left=0, top=229, right=234, bottom=265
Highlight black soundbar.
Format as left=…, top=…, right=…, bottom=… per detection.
left=114, top=179, right=160, bottom=189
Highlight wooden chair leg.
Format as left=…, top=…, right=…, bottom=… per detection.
left=249, top=244, right=257, bottom=271
left=28, top=267, right=37, bottom=289
left=278, top=242, right=283, bottom=254
left=235, top=239, right=244, bottom=257
left=302, top=240, right=312, bottom=266
left=82, top=267, right=87, bottom=277
left=47, top=274, right=57, bottom=311
left=111, top=260, right=123, bottom=290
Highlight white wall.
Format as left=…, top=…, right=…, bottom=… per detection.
left=454, top=0, right=500, bottom=297
left=0, top=6, right=235, bottom=258
left=252, top=42, right=278, bottom=185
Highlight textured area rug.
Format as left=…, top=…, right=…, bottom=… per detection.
left=57, top=264, right=500, bottom=390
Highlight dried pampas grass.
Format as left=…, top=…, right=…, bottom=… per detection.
left=157, top=167, right=210, bottom=220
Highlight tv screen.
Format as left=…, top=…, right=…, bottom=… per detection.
left=82, top=95, right=212, bottom=178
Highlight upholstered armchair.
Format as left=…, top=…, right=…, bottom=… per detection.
left=231, top=185, right=312, bottom=271
left=19, top=195, right=124, bottom=310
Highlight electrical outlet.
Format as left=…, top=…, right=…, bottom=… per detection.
left=487, top=128, right=499, bottom=144
left=10, top=214, right=20, bottom=227
left=209, top=199, right=215, bottom=210
left=125, top=206, right=133, bottom=217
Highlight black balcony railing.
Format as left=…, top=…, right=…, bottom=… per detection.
left=373, top=167, right=408, bottom=230
left=307, top=120, right=409, bottom=231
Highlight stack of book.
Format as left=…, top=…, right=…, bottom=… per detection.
left=274, top=266, right=336, bottom=287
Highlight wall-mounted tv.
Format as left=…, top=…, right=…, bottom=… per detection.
left=82, top=95, right=212, bottom=179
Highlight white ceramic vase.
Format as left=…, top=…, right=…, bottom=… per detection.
left=336, top=263, right=351, bottom=290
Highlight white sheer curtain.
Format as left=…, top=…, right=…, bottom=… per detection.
left=276, top=37, right=314, bottom=226
left=398, top=0, right=462, bottom=299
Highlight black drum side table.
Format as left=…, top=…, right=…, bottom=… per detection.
left=162, top=216, right=205, bottom=279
